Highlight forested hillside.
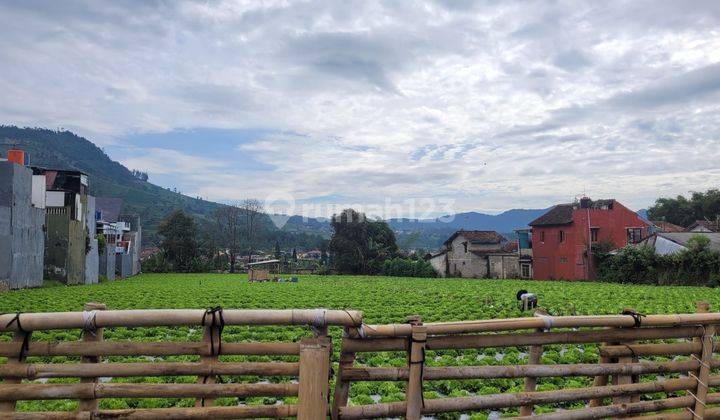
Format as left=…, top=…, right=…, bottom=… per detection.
left=0, top=126, right=223, bottom=242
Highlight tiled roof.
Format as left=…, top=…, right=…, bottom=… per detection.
left=651, top=220, right=685, bottom=233
left=529, top=204, right=573, bottom=226
left=529, top=199, right=617, bottom=226
left=444, top=230, right=505, bottom=245
left=686, top=220, right=719, bottom=232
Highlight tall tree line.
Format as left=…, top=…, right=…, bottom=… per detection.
left=647, top=188, right=720, bottom=227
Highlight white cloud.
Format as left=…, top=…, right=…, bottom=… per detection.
left=1, top=0, right=719, bottom=214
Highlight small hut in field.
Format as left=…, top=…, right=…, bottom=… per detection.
left=247, top=259, right=280, bottom=282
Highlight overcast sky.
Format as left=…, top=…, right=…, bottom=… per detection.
left=1, top=1, right=719, bottom=217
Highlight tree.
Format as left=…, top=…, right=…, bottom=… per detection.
left=648, top=189, right=720, bottom=227
left=292, top=248, right=297, bottom=261
left=240, top=198, right=265, bottom=265
left=328, top=208, right=398, bottom=274
left=213, top=205, right=242, bottom=273
left=274, top=242, right=281, bottom=260
left=158, top=209, right=199, bottom=272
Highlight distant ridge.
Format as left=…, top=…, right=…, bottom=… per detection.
left=0, top=126, right=648, bottom=251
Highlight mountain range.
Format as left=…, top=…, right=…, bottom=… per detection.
left=0, top=126, right=645, bottom=251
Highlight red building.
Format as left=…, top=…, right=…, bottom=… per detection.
left=529, top=198, right=650, bottom=280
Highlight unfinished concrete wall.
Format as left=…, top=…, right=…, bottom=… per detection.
left=0, top=161, right=45, bottom=289
left=428, top=252, right=447, bottom=277
left=45, top=208, right=70, bottom=281
left=120, top=214, right=141, bottom=276
left=116, top=253, right=132, bottom=278
left=488, top=254, right=520, bottom=279
left=84, top=196, right=98, bottom=284
left=99, top=244, right=116, bottom=280
left=66, top=215, right=86, bottom=285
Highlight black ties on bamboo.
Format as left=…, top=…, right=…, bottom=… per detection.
left=621, top=309, right=646, bottom=328
left=5, top=312, right=30, bottom=361
left=201, top=306, right=225, bottom=356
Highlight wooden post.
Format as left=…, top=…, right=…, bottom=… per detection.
left=520, top=309, right=548, bottom=416
left=297, top=337, right=331, bottom=420
left=195, top=319, right=221, bottom=407
left=405, top=316, right=426, bottom=420
left=79, top=302, right=107, bottom=412
left=691, top=301, right=713, bottom=419
left=332, top=327, right=356, bottom=420
left=614, top=308, right=638, bottom=406
left=0, top=329, right=31, bottom=412
left=590, top=327, right=615, bottom=407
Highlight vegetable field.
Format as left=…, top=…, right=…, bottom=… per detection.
left=1, top=274, right=718, bottom=417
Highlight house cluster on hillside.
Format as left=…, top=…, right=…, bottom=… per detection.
left=428, top=196, right=720, bottom=281
left=0, top=148, right=141, bottom=290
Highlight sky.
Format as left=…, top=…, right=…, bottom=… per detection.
left=1, top=1, right=719, bottom=217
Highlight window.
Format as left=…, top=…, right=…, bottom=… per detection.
left=559, top=230, right=565, bottom=243
left=591, top=228, right=599, bottom=242
left=521, top=264, right=531, bottom=278
left=626, top=228, right=642, bottom=244
left=540, top=231, right=545, bottom=243
left=463, top=242, right=468, bottom=253
left=559, top=257, right=568, bottom=263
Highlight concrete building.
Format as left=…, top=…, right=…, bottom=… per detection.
left=38, top=168, right=97, bottom=285
left=529, top=197, right=650, bottom=281
left=96, top=197, right=141, bottom=279
left=0, top=151, right=45, bottom=290
left=119, top=214, right=142, bottom=276
left=428, top=230, right=519, bottom=278
left=515, top=229, right=533, bottom=279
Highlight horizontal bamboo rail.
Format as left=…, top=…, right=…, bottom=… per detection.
left=5, top=306, right=720, bottom=419
left=0, top=309, right=362, bottom=332
left=341, top=359, right=718, bottom=381
left=600, top=341, right=713, bottom=357
left=0, top=341, right=300, bottom=357
left=339, top=376, right=720, bottom=419
left=8, top=404, right=299, bottom=419
left=519, top=393, right=720, bottom=420
left=0, top=305, right=338, bottom=420
left=0, top=382, right=299, bottom=400
left=342, top=325, right=704, bottom=352
left=362, top=312, right=720, bottom=336
left=0, top=361, right=299, bottom=378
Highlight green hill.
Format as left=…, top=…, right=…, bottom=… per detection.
left=0, top=126, right=222, bottom=243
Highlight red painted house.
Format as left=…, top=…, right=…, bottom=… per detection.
left=529, top=197, right=650, bottom=280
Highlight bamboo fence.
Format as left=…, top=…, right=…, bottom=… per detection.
left=2, top=303, right=719, bottom=419
left=333, top=302, right=719, bottom=420
left=0, top=306, right=355, bottom=419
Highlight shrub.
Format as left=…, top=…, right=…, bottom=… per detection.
left=380, top=257, right=437, bottom=278
left=596, top=237, right=720, bottom=286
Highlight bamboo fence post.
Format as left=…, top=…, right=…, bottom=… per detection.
left=297, top=337, right=331, bottom=420
left=614, top=307, right=638, bottom=407
left=195, top=315, right=222, bottom=407
left=520, top=308, right=548, bottom=416
left=690, top=301, right=713, bottom=419
left=589, top=326, right=615, bottom=407
left=405, top=316, right=426, bottom=420
left=0, top=328, right=31, bottom=412
left=79, top=302, right=106, bottom=412
left=331, top=328, right=356, bottom=420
